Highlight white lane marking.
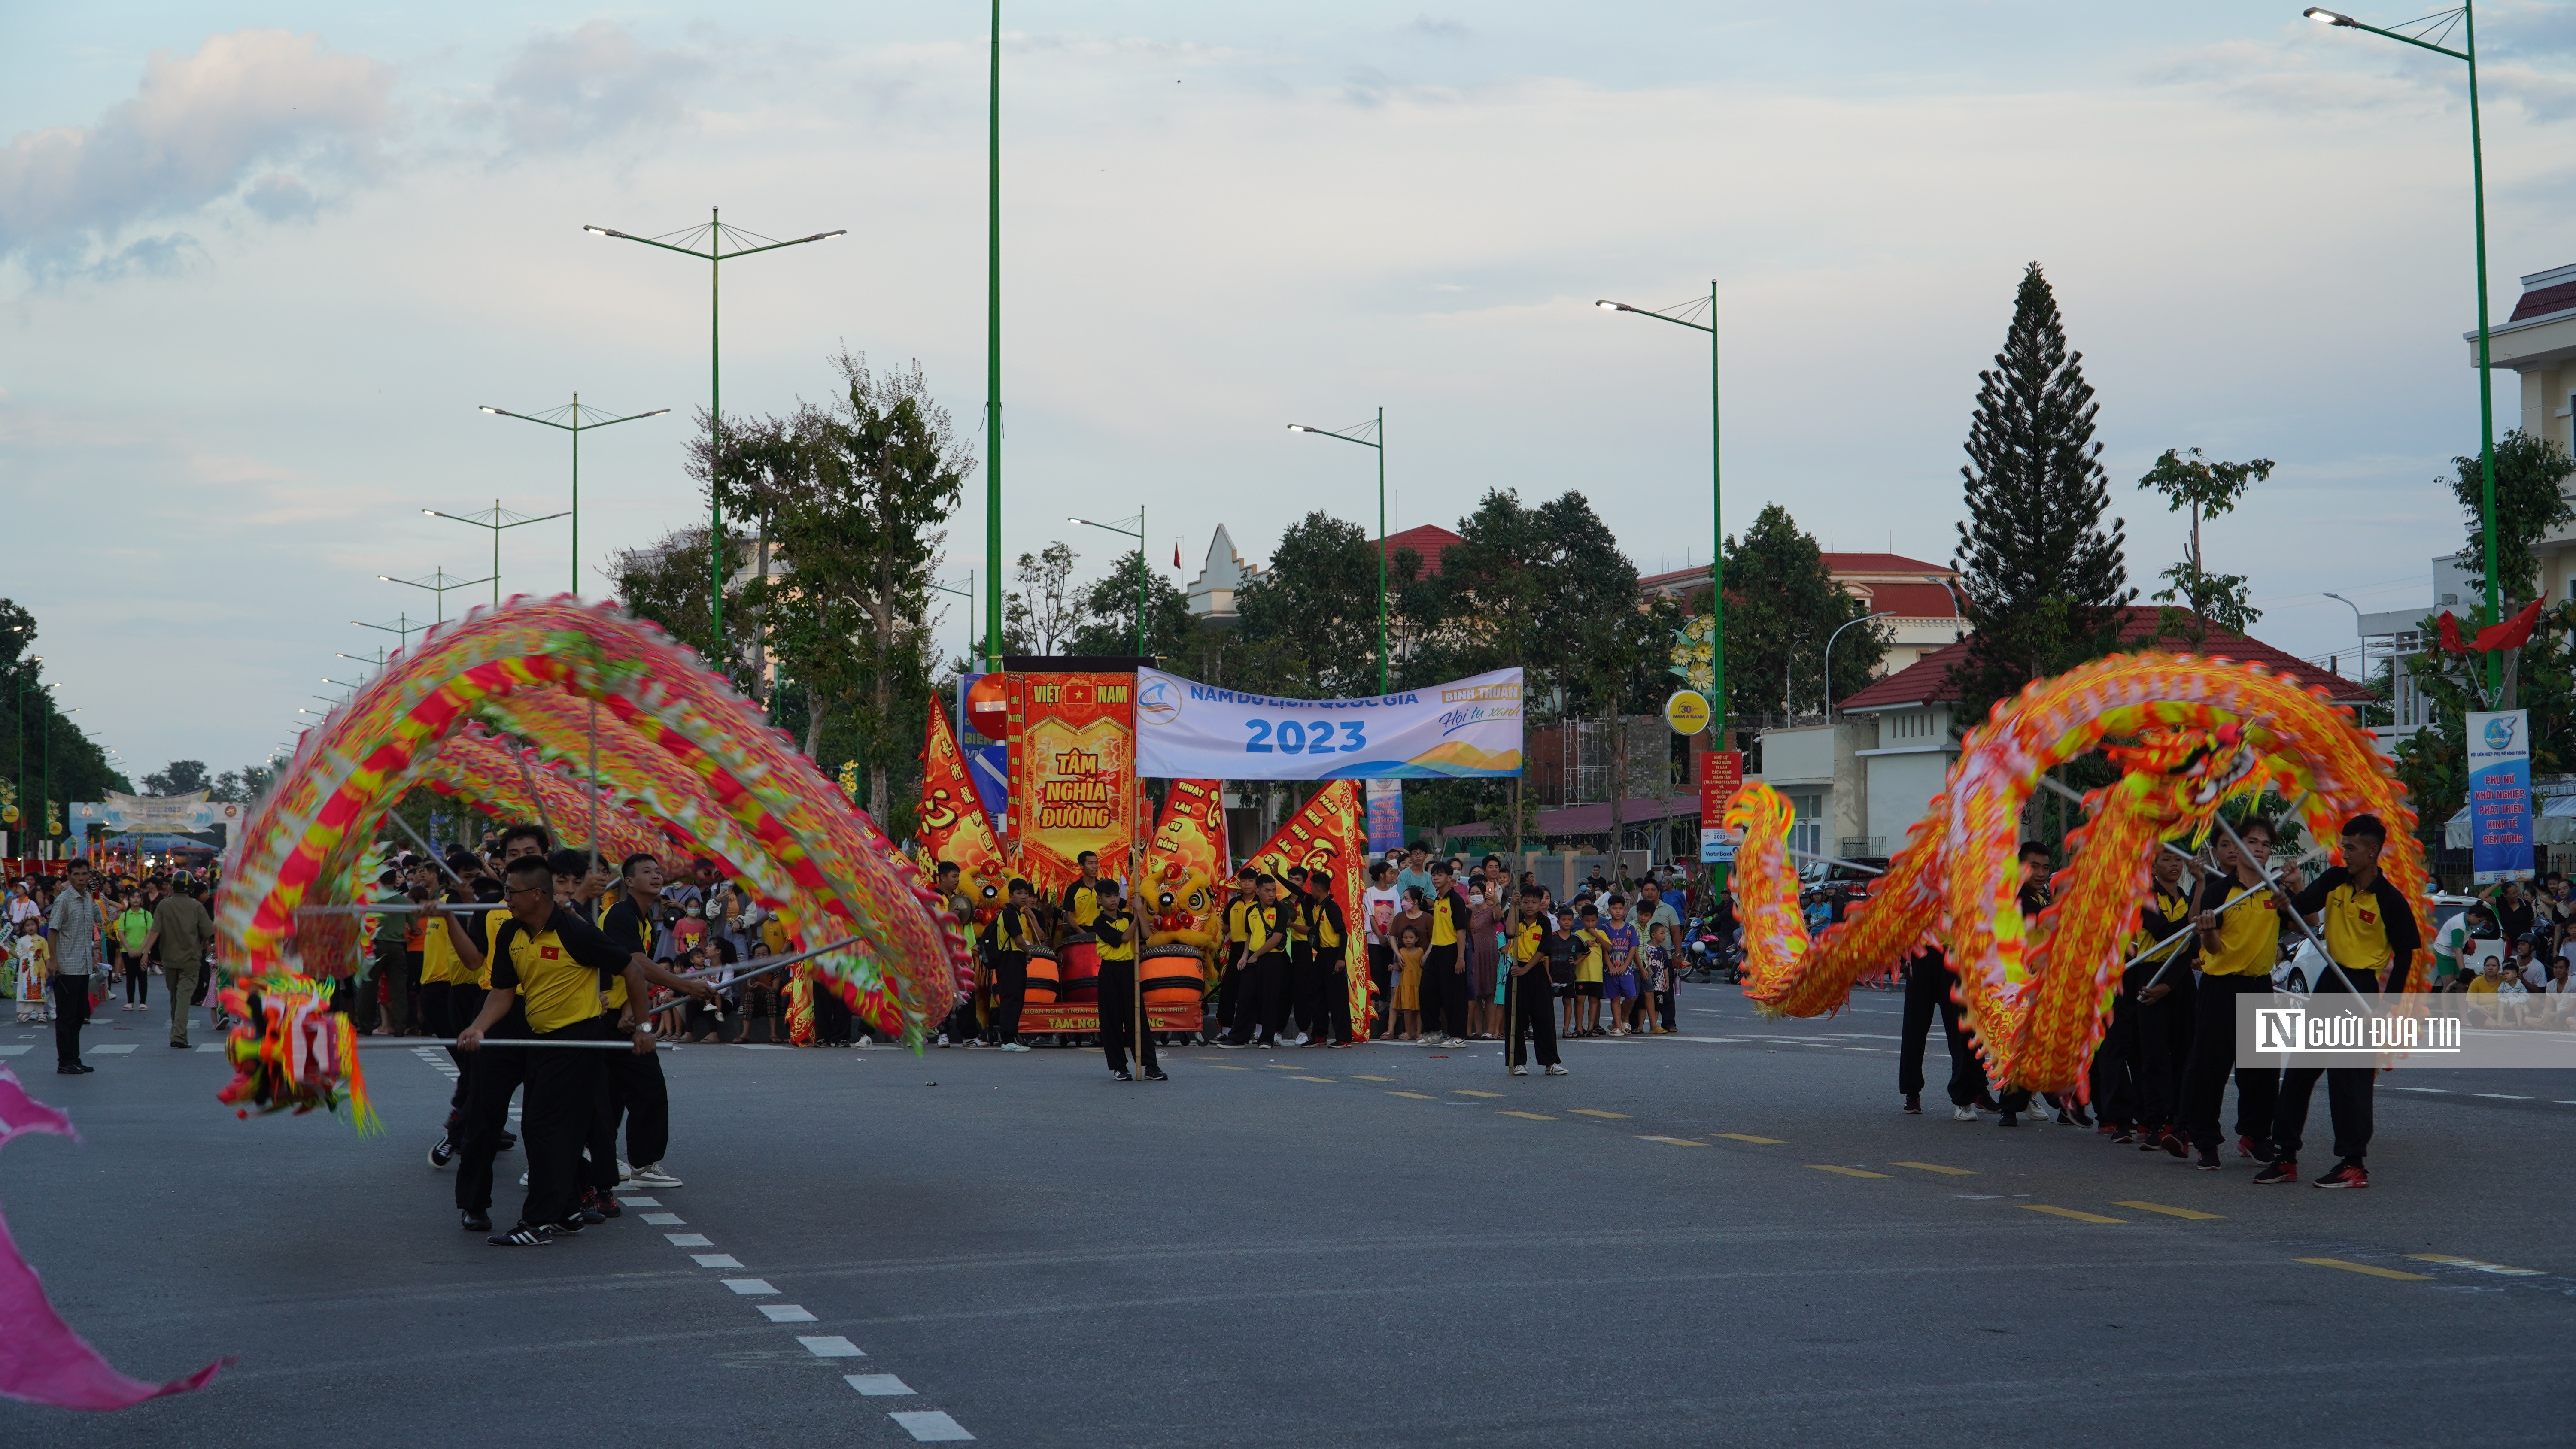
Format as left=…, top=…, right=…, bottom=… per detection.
left=621, top=1196, right=661, bottom=1208
left=641, top=1213, right=686, bottom=1225
left=844, top=1374, right=915, bottom=1396
left=889, top=1410, right=975, bottom=1441
left=2473, top=1093, right=2533, bottom=1100
left=2393, top=1087, right=2451, bottom=1093
left=690, top=1254, right=742, bottom=1268
left=799, top=1336, right=865, bottom=1358
left=758, top=1304, right=817, bottom=1322
left=741, top=1044, right=793, bottom=1051
left=665, top=1233, right=713, bottom=1246
left=195, top=1044, right=225, bottom=1052
left=90, top=1045, right=136, bottom=1055
left=722, top=1279, right=778, bottom=1296
left=0, top=1046, right=27, bottom=1057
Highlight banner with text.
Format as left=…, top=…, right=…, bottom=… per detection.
left=2467, top=709, right=2534, bottom=885
left=1239, top=780, right=1373, bottom=1040
left=1133, top=667, right=1524, bottom=781
left=1007, top=672, right=1139, bottom=900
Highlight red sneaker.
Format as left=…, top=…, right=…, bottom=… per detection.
left=2312, top=1161, right=2369, bottom=1190
left=2251, top=1159, right=2300, bottom=1186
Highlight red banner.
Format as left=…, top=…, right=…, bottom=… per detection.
left=917, top=701, right=1009, bottom=929
left=1143, top=779, right=1229, bottom=961
left=1006, top=672, right=1139, bottom=900
left=1239, top=780, right=1372, bottom=1041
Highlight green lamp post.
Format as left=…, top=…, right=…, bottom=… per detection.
left=1288, top=409, right=1391, bottom=694
left=378, top=568, right=496, bottom=627
left=1070, top=512, right=1148, bottom=657
left=2304, top=5, right=2501, bottom=691
left=422, top=503, right=570, bottom=609
left=1596, top=283, right=1725, bottom=733
left=481, top=396, right=670, bottom=594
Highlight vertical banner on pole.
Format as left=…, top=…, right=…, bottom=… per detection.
left=1006, top=672, right=1139, bottom=900
left=917, top=702, right=1010, bottom=994
left=1239, top=781, right=1372, bottom=1040
left=1364, top=779, right=1405, bottom=852
left=1698, top=749, right=1743, bottom=865
left=2467, top=709, right=2535, bottom=885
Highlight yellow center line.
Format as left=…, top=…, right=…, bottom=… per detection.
left=1892, top=1161, right=1978, bottom=1176
left=2299, top=1257, right=2431, bottom=1281
left=1638, top=1136, right=1706, bottom=1146
left=1350, top=1074, right=1396, bottom=1082
left=1499, top=1110, right=1558, bottom=1121
left=1452, top=1090, right=1504, bottom=1098
left=1290, top=1075, right=1335, bottom=1082
left=1713, top=1132, right=1785, bottom=1144
left=1264, top=1064, right=1303, bottom=1070
left=2113, top=1200, right=2223, bottom=1221
left=1389, top=1091, right=1438, bottom=1100
left=1203, top=1064, right=1250, bottom=1071
left=1567, top=1109, right=1630, bottom=1119
left=1807, top=1164, right=1891, bottom=1179
left=2408, top=1254, right=2544, bottom=1276
left=2021, top=1205, right=2126, bottom=1224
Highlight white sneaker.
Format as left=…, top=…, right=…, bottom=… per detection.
left=1543, top=1064, right=1568, bottom=1076
left=517, top=1171, right=529, bottom=1187
left=617, top=1160, right=634, bottom=1181
left=999, top=1042, right=1031, bottom=1052
left=1510, top=1065, right=1528, bottom=1076
left=1952, top=1104, right=1978, bottom=1122
left=630, top=1163, right=683, bottom=1188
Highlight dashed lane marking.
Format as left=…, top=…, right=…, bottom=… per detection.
left=1892, top=1161, right=1978, bottom=1176
left=1499, top=1111, right=1558, bottom=1121
left=665, top=1233, right=714, bottom=1247
left=1568, top=1109, right=1629, bottom=1119
left=722, top=1279, right=778, bottom=1296
left=1452, top=1089, right=1503, bottom=1098
left=1713, top=1133, right=1784, bottom=1144
left=1290, top=1076, right=1335, bottom=1083
left=641, top=1213, right=686, bottom=1225
left=621, top=1196, right=660, bottom=1207
left=2114, top=1201, right=2223, bottom=1221
left=90, top=1045, right=135, bottom=1055
left=1639, top=1136, right=1706, bottom=1146
left=1389, top=1091, right=1439, bottom=1100
left=691, top=1254, right=743, bottom=1268
left=1351, top=1074, right=1396, bottom=1082
left=1204, top=1065, right=1249, bottom=1070
left=0, top=1046, right=26, bottom=1057
left=758, top=1304, right=818, bottom=1322
left=890, top=1410, right=976, bottom=1441
left=2409, top=1253, right=2544, bottom=1276
left=2473, top=1093, right=2532, bottom=1101
left=2299, top=1258, right=2430, bottom=1281
left=1264, top=1064, right=1302, bottom=1070
left=799, top=1336, right=866, bottom=1358
left=847, top=1374, right=916, bottom=1396
left=2022, top=1205, right=2126, bottom=1224
left=1807, top=1165, right=1891, bottom=1179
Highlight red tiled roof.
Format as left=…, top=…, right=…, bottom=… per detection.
left=2511, top=274, right=2576, bottom=323
left=1380, top=524, right=1462, bottom=579
left=1818, top=552, right=1953, bottom=576
left=1835, top=608, right=2378, bottom=712
left=1643, top=552, right=1960, bottom=599
left=1855, top=581, right=1959, bottom=618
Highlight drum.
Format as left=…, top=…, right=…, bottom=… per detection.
left=1058, top=939, right=1100, bottom=1004
left=1139, top=944, right=1206, bottom=1012
left=1021, top=943, right=1060, bottom=1006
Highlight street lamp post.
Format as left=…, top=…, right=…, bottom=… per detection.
left=1597, top=284, right=1725, bottom=737
left=1823, top=612, right=1898, bottom=719
left=1069, top=512, right=1148, bottom=657
left=378, top=570, right=495, bottom=628
left=422, top=502, right=570, bottom=609
left=2323, top=590, right=2374, bottom=722
left=986, top=0, right=1004, bottom=674
left=44, top=705, right=74, bottom=860
left=1287, top=410, right=1390, bottom=694
left=482, top=397, right=670, bottom=594
left=930, top=572, right=975, bottom=678
left=584, top=213, right=844, bottom=661
left=2303, top=5, right=2500, bottom=691
left=353, top=615, right=423, bottom=653
left=14, top=660, right=42, bottom=856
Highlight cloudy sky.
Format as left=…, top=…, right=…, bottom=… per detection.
left=8, top=2, right=2576, bottom=779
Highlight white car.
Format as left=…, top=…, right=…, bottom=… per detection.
left=2273, top=892, right=2480, bottom=993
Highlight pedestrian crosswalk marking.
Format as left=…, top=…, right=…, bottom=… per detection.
left=2113, top=1200, right=2222, bottom=1220
left=1713, top=1132, right=1784, bottom=1144
left=2021, top=1205, right=2125, bottom=1224
left=844, top=1373, right=915, bottom=1396
left=721, top=1279, right=778, bottom=1295
left=2298, top=1257, right=2430, bottom=1281
left=759, top=1304, right=819, bottom=1322
left=1893, top=1161, right=1977, bottom=1176
left=90, top=1045, right=135, bottom=1055
left=889, top=1409, right=975, bottom=1441
left=1808, top=1164, right=1890, bottom=1178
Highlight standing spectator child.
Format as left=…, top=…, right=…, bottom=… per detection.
left=1600, top=896, right=1642, bottom=1034
left=1571, top=903, right=1609, bottom=1037
left=117, top=896, right=154, bottom=1011
left=1390, top=889, right=1431, bottom=1043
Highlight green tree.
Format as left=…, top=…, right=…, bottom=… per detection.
left=2136, top=446, right=2273, bottom=647
left=1233, top=512, right=1382, bottom=698
left=2447, top=428, right=2576, bottom=606
left=142, top=760, right=211, bottom=796
left=1011, top=542, right=1081, bottom=656
left=607, top=527, right=724, bottom=667
left=1720, top=503, right=1883, bottom=721
left=1436, top=488, right=1639, bottom=718
left=1067, top=549, right=1197, bottom=660
left=1949, top=261, right=2134, bottom=731
left=209, top=758, right=283, bottom=805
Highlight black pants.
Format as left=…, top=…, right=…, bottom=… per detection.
left=52, top=973, right=89, bottom=1067
left=1366, top=944, right=1393, bottom=1033
left=1897, top=949, right=1984, bottom=1106
left=1224, top=954, right=1288, bottom=1044
left=2181, top=973, right=2279, bottom=1152
left=591, top=1044, right=669, bottom=1188
left=2128, top=968, right=2196, bottom=1131
left=455, top=1009, right=531, bottom=1214
left=816, top=983, right=853, bottom=1045
left=1656, top=977, right=1677, bottom=1032
left=123, top=958, right=148, bottom=1004
left=1214, top=950, right=1241, bottom=1031
left=1506, top=968, right=1560, bottom=1068
left=1427, top=943, right=1467, bottom=1038
left=1099, top=960, right=1159, bottom=1073
left=990, top=954, right=1027, bottom=1042
left=2274, top=969, right=2378, bottom=1164
left=522, top=1017, right=610, bottom=1228
left=387, top=950, right=422, bottom=1034
left=418, top=981, right=470, bottom=1120
left=1290, top=943, right=1325, bottom=1038
left=1324, top=965, right=1355, bottom=1044
left=355, top=943, right=398, bottom=1034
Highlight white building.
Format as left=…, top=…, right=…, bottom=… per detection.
left=1641, top=550, right=1965, bottom=679
left=1183, top=525, right=1264, bottom=622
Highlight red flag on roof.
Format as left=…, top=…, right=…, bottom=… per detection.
left=1172, top=542, right=1182, bottom=568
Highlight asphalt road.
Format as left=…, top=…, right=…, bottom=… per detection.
left=0, top=988, right=2568, bottom=1448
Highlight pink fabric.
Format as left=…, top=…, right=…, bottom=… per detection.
left=0, top=1067, right=230, bottom=1410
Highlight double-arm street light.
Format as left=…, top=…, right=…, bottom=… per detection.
left=422, top=503, right=569, bottom=609
left=353, top=615, right=422, bottom=652
left=1069, top=512, right=1148, bottom=658
left=481, top=397, right=669, bottom=594
left=1288, top=410, right=1390, bottom=694
left=584, top=212, right=844, bottom=659
left=2303, top=5, right=2500, bottom=689
left=379, top=568, right=495, bottom=627
left=1597, top=284, right=1725, bottom=737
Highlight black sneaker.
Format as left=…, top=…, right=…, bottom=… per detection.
left=2251, top=1158, right=2300, bottom=1186
left=2234, top=1134, right=2276, bottom=1164
left=553, top=1213, right=588, bottom=1235
left=1143, top=1068, right=1169, bottom=1082
left=590, top=1191, right=623, bottom=1219
left=496, top=1131, right=518, bottom=1152
left=1974, top=1094, right=2004, bottom=1114
left=462, top=1210, right=492, bottom=1233
left=489, top=1222, right=552, bottom=1247
left=1903, top=1093, right=1923, bottom=1115
left=2194, top=1146, right=2222, bottom=1171
left=428, top=1137, right=456, bottom=1170
left=2110, top=1127, right=2136, bottom=1145
left=2312, top=1160, right=2369, bottom=1189
left=1997, top=1110, right=2020, bottom=1128
left=2063, top=1102, right=2093, bottom=1128
left=1112, top=1069, right=1134, bottom=1082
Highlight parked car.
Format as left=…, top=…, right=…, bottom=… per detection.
left=2273, top=891, right=2480, bottom=992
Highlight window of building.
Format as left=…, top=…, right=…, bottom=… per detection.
left=1787, top=791, right=1824, bottom=859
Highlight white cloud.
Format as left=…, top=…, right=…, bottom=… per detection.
left=484, top=21, right=712, bottom=158
left=0, top=29, right=392, bottom=279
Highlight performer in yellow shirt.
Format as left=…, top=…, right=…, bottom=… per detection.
left=2180, top=818, right=2295, bottom=1173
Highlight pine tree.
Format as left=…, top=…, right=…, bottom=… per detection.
left=1949, top=262, right=2133, bottom=729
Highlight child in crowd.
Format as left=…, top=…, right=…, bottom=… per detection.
left=1601, top=895, right=1640, bottom=1035
left=1390, top=888, right=1431, bottom=1043
left=1640, top=920, right=1675, bottom=1034
left=1572, top=903, right=1608, bottom=1037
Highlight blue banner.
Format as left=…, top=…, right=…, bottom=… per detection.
left=1133, top=667, right=1524, bottom=781
left=2467, top=709, right=2534, bottom=885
